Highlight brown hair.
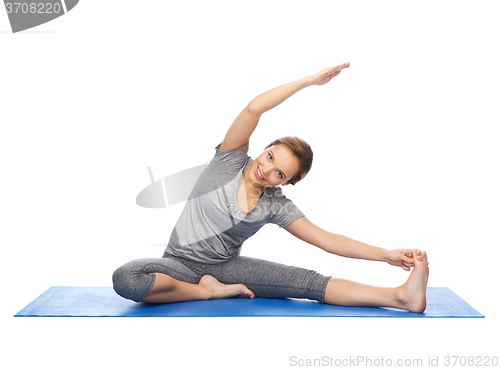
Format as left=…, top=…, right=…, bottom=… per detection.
left=266, top=136, right=313, bottom=185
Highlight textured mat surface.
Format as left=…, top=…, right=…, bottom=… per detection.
left=14, top=286, right=483, bottom=318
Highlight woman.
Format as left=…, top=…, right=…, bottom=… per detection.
left=113, top=62, right=429, bottom=313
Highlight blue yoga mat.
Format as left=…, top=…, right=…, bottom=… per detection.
left=14, top=287, right=483, bottom=318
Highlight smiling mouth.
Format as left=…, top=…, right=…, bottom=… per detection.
left=255, top=166, right=265, bottom=181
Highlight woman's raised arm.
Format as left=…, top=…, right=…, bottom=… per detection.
left=219, top=62, right=350, bottom=152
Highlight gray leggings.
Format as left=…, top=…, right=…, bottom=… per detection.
left=112, top=254, right=331, bottom=303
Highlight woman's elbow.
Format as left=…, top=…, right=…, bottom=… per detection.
left=246, top=100, right=264, bottom=116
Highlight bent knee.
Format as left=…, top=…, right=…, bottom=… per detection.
left=112, top=261, right=156, bottom=303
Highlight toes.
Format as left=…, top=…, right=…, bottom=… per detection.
left=416, top=250, right=428, bottom=262
left=244, top=286, right=255, bottom=299
left=236, top=283, right=255, bottom=299
left=241, top=291, right=255, bottom=299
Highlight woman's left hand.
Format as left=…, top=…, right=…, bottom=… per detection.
left=386, top=249, right=421, bottom=271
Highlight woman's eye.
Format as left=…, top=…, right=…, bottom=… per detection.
left=277, top=171, right=283, bottom=178
left=268, top=154, right=272, bottom=161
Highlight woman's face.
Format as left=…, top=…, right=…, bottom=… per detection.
left=249, top=144, right=300, bottom=187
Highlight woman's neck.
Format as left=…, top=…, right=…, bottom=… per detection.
left=242, top=163, right=265, bottom=198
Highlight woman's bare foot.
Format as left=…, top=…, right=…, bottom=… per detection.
left=397, top=250, right=429, bottom=313
left=198, top=275, right=255, bottom=300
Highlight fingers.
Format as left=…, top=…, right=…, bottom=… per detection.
left=327, top=62, right=350, bottom=75
left=309, top=62, right=350, bottom=86
left=404, top=249, right=422, bottom=260
left=400, top=250, right=415, bottom=270
left=328, top=71, right=341, bottom=81
left=392, top=249, right=427, bottom=271
left=403, top=263, right=414, bottom=270
left=401, top=250, right=414, bottom=264
left=333, top=61, right=350, bottom=70
left=408, top=249, right=428, bottom=263
left=414, top=249, right=423, bottom=261
left=401, top=257, right=413, bottom=269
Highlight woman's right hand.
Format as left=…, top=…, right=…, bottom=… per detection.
left=306, top=62, right=350, bottom=86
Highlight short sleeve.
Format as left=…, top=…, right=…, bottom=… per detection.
left=269, top=198, right=305, bottom=228
left=213, top=141, right=250, bottom=170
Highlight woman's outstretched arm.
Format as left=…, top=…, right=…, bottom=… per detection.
left=284, top=216, right=418, bottom=271
left=219, top=62, right=350, bottom=151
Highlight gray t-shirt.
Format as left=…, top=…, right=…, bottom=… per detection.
left=165, top=141, right=304, bottom=264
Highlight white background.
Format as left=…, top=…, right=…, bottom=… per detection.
left=1, top=1, right=499, bottom=369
